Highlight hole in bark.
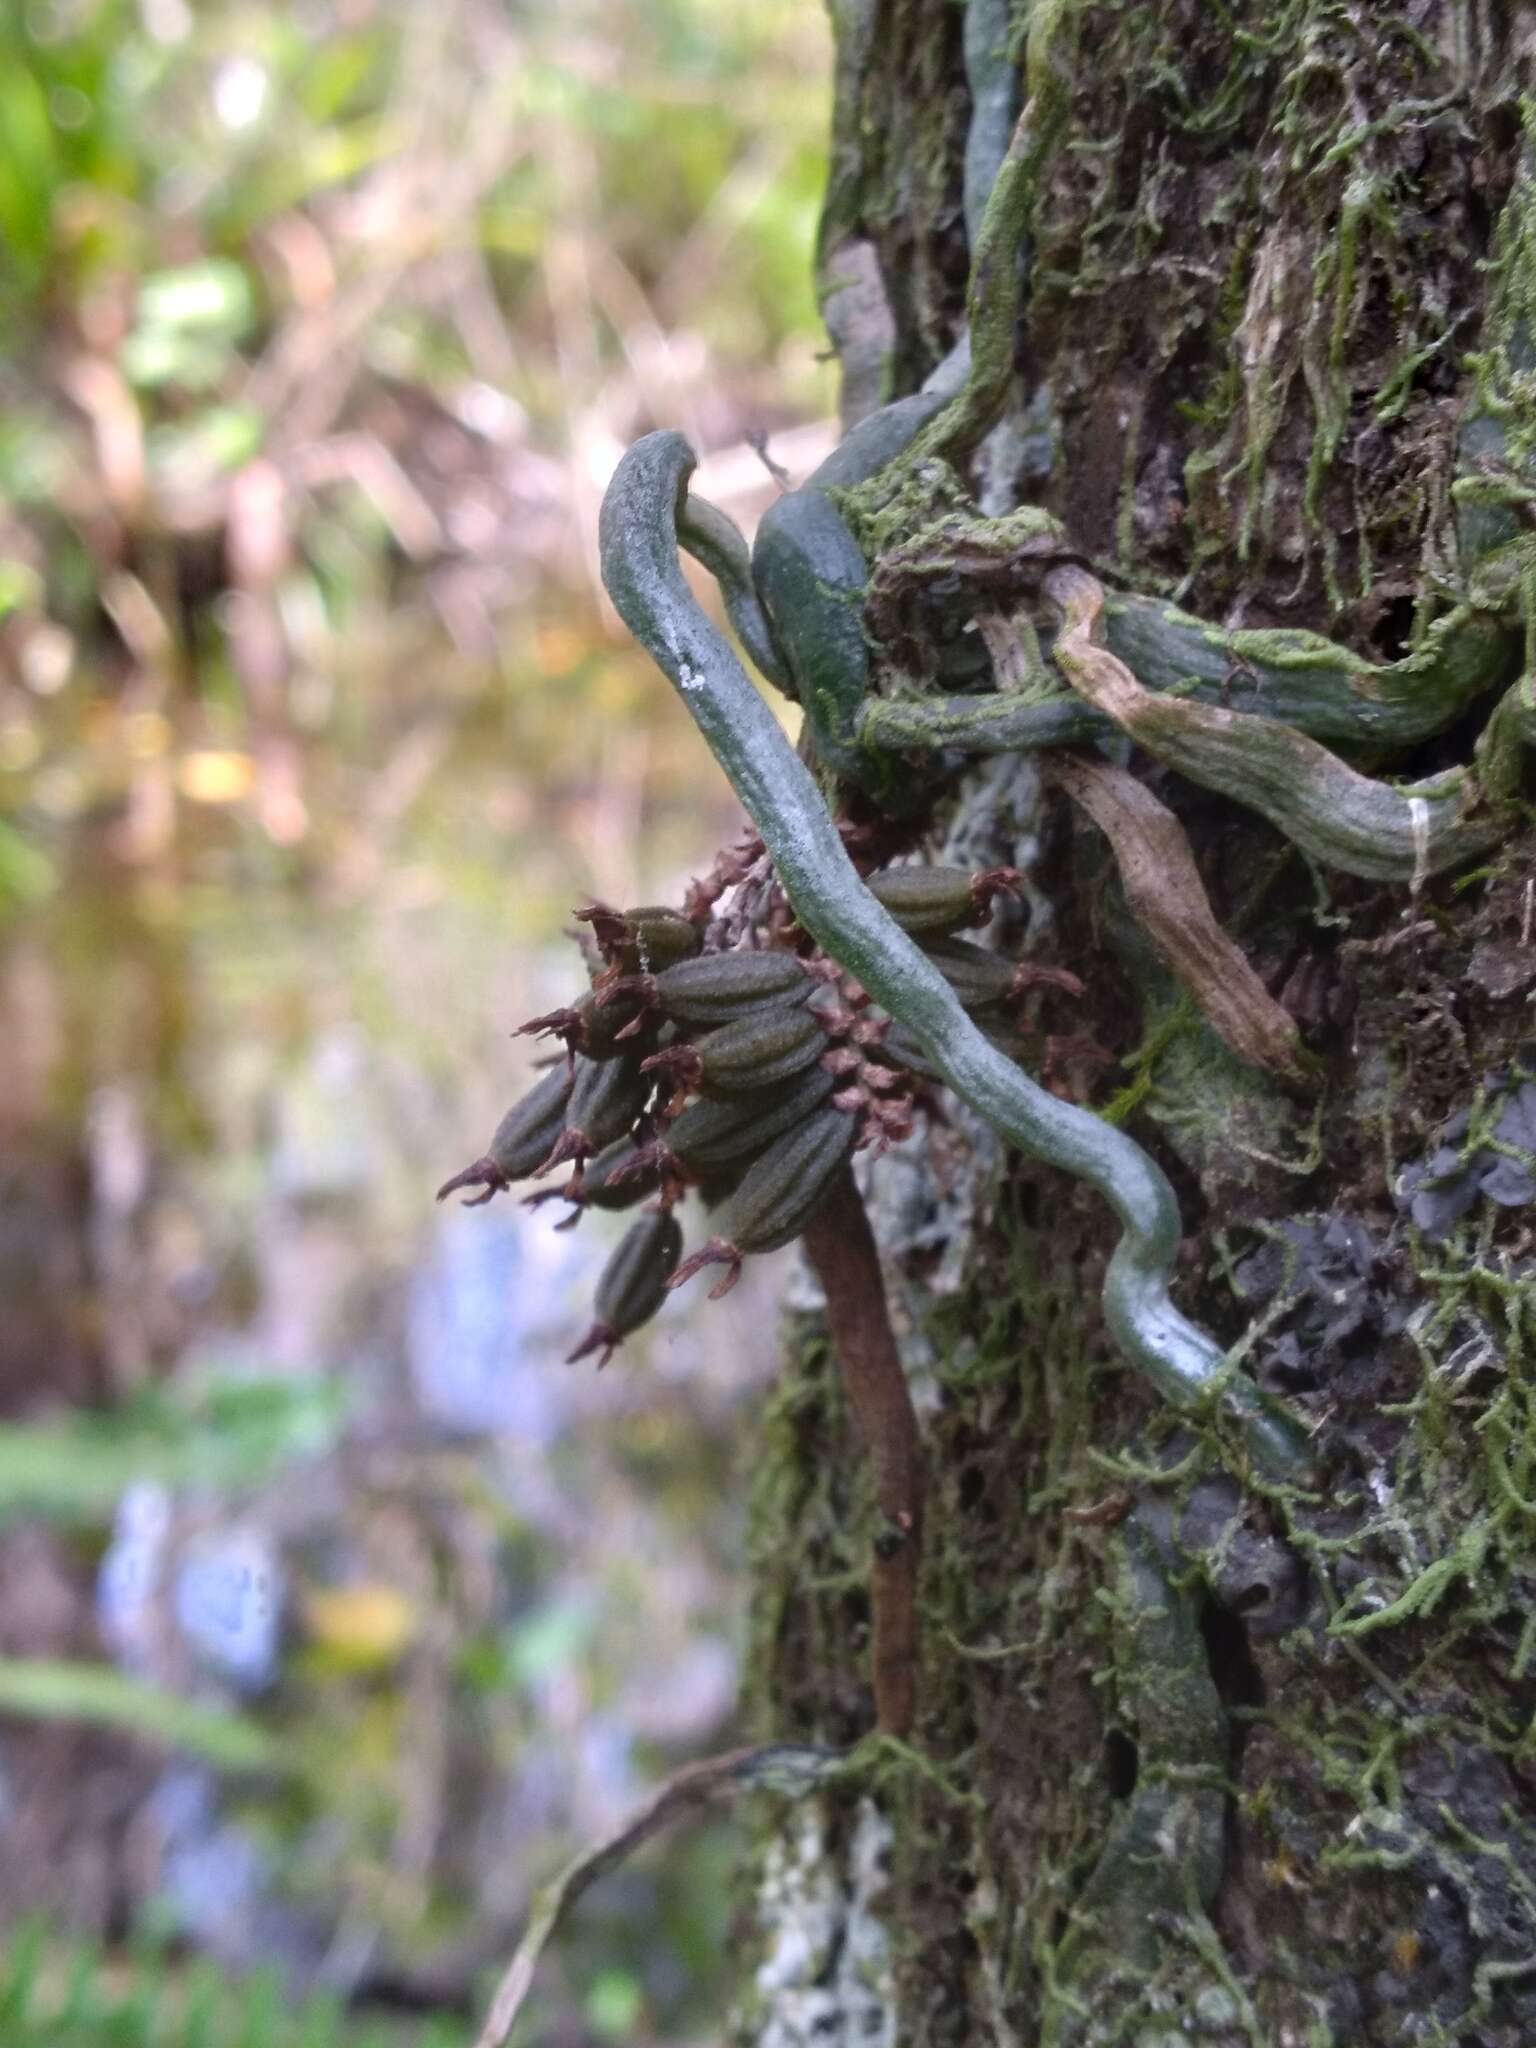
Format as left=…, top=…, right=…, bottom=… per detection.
left=1370, top=593, right=1418, bottom=665
left=1200, top=1596, right=1265, bottom=1756
left=957, top=1463, right=987, bottom=1512
left=1103, top=1726, right=1138, bottom=1799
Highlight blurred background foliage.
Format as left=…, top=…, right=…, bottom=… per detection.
left=0, top=0, right=834, bottom=2040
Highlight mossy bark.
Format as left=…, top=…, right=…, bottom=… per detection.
left=733, top=6, right=1536, bottom=2044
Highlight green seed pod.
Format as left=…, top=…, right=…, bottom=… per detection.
left=669, top=1103, right=859, bottom=1297
left=919, top=936, right=1018, bottom=1010
left=437, top=1064, right=573, bottom=1206
left=532, top=1133, right=663, bottom=1218
left=665, top=1062, right=838, bottom=1170
left=866, top=863, right=1019, bottom=936
left=543, top=1054, right=653, bottom=1171
left=580, top=1135, right=662, bottom=1209
left=618, top=905, right=703, bottom=972
left=519, top=986, right=655, bottom=1061
left=578, top=901, right=702, bottom=974
left=651, top=949, right=809, bottom=1023
left=690, top=1003, right=826, bottom=1097
left=724, top=1104, right=856, bottom=1254
left=567, top=1210, right=685, bottom=1366
left=692, top=1161, right=751, bottom=1209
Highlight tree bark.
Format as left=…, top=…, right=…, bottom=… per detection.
left=733, top=6, right=1536, bottom=2044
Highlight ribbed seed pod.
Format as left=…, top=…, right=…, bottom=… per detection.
left=567, top=1210, right=685, bottom=1366
left=615, top=905, right=702, bottom=973
left=692, top=1161, right=751, bottom=1209
left=579, top=1135, right=663, bottom=1208
left=437, top=1064, right=573, bottom=1205
left=919, top=936, right=1018, bottom=1010
left=519, top=986, right=655, bottom=1060
left=867, top=863, right=1018, bottom=936
left=688, top=1003, right=826, bottom=1097
left=669, top=1102, right=859, bottom=1297
left=665, top=1062, right=838, bottom=1171
left=542, top=1054, right=653, bottom=1171
left=726, top=1104, right=858, bottom=1250
left=530, top=1133, right=661, bottom=1218
left=651, top=949, right=809, bottom=1023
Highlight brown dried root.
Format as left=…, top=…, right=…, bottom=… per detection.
left=801, top=1166, right=925, bottom=1738
left=472, top=1742, right=845, bottom=2048
left=1047, top=751, right=1307, bottom=1080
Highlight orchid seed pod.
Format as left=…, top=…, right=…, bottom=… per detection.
left=646, top=1002, right=826, bottom=1099
left=918, top=935, right=1020, bottom=1010
left=436, top=1064, right=573, bottom=1206
left=518, top=987, right=655, bottom=1060
left=527, top=1134, right=662, bottom=1220
left=579, top=1134, right=663, bottom=1207
left=691, top=1162, right=752, bottom=1209
left=541, top=1054, right=654, bottom=1173
left=668, top=1101, right=859, bottom=1296
left=566, top=1210, right=685, bottom=1367
left=664, top=1061, right=838, bottom=1171
left=866, top=863, right=1021, bottom=935
left=650, top=948, right=810, bottom=1023
left=578, top=901, right=702, bottom=974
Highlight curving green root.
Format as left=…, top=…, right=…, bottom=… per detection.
left=861, top=585, right=1521, bottom=762
left=1047, top=566, right=1534, bottom=887
left=1042, top=1509, right=1234, bottom=2047
left=677, top=491, right=791, bottom=695
left=599, top=428, right=1305, bottom=1478
left=591, top=47, right=1536, bottom=2048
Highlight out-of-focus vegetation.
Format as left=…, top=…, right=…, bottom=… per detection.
left=1, top=0, right=832, bottom=913
left=0, top=1918, right=463, bottom=2046
left=0, top=0, right=833, bottom=2039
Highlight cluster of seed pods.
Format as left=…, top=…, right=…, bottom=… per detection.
left=437, top=861, right=1080, bottom=1366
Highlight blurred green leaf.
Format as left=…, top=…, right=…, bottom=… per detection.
left=147, top=405, right=266, bottom=486
left=0, top=68, right=60, bottom=291
left=122, top=331, right=235, bottom=391
left=0, top=1659, right=280, bottom=1772
left=0, top=1375, right=347, bottom=1527
left=137, top=260, right=257, bottom=338
left=585, top=1969, right=643, bottom=2039
left=0, top=560, right=41, bottom=618
left=505, top=1600, right=595, bottom=1690
left=125, top=262, right=259, bottom=389
left=0, top=418, right=71, bottom=505
left=0, top=1919, right=443, bottom=2043
left=0, top=819, right=55, bottom=914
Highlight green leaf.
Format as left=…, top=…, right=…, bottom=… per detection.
left=0, top=559, right=40, bottom=618
left=0, top=1373, right=347, bottom=1527
left=0, top=1659, right=281, bottom=1773
left=146, top=404, right=266, bottom=486
left=136, top=260, right=257, bottom=339
left=0, top=69, right=59, bottom=291
left=505, top=1599, right=594, bottom=1689
left=0, top=819, right=55, bottom=914
left=586, top=1969, right=644, bottom=2039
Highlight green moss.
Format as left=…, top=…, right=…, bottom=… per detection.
left=744, top=10, right=1536, bottom=2043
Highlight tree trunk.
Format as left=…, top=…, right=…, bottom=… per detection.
left=731, top=6, right=1536, bottom=2043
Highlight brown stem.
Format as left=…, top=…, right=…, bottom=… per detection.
left=473, top=1741, right=844, bottom=2048
left=801, top=1166, right=925, bottom=1736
